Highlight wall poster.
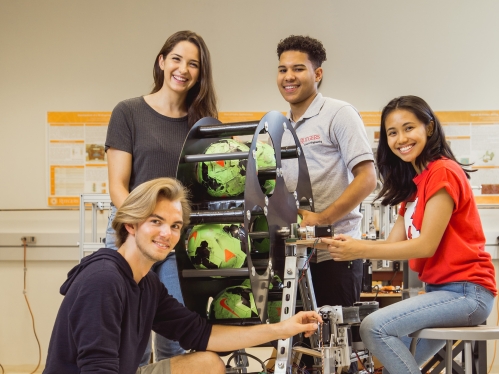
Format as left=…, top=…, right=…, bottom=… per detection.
left=46, top=110, right=498, bottom=206
left=47, top=112, right=110, bottom=206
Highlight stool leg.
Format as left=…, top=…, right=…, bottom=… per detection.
left=464, top=340, right=472, bottom=374
left=445, top=340, right=453, bottom=374
left=410, top=337, right=417, bottom=356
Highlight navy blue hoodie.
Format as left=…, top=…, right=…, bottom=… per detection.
left=44, top=248, right=212, bottom=374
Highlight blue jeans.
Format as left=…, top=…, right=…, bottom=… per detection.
left=360, top=282, right=495, bottom=374
left=106, top=205, right=186, bottom=364
left=105, top=204, right=119, bottom=250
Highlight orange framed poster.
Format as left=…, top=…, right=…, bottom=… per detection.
left=45, top=110, right=498, bottom=206
left=47, top=112, right=111, bottom=206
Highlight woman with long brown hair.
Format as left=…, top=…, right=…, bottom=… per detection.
left=104, top=30, right=217, bottom=365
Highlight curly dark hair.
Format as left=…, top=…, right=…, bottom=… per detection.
left=276, top=35, right=327, bottom=69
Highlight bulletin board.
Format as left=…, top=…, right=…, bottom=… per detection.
left=46, top=110, right=499, bottom=206
left=47, top=112, right=110, bottom=206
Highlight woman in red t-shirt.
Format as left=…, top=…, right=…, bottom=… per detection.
left=321, top=95, right=496, bottom=373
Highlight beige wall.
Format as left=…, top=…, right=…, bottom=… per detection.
left=1, top=0, right=499, bottom=371
left=2, top=0, right=499, bottom=209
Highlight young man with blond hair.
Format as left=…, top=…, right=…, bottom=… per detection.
left=44, top=177, right=321, bottom=374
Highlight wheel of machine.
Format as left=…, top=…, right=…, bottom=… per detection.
left=175, top=111, right=315, bottom=328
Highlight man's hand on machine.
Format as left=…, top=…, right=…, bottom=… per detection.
left=278, top=311, right=323, bottom=338
left=319, top=235, right=366, bottom=261
left=298, top=209, right=327, bottom=226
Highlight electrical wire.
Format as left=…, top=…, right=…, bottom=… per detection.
left=262, top=357, right=274, bottom=371
left=387, top=270, right=398, bottom=286
left=292, top=362, right=310, bottom=374
left=226, top=351, right=267, bottom=373
left=265, top=343, right=314, bottom=373
left=22, top=238, right=42, bottom=374
left=353, top=349, right=373, bottom=373
left=298, top=239, right=320, bottom=284
left=371, top=285, right=381, bottom=302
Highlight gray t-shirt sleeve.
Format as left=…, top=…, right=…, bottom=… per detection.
left=105, top=101, right=133, bottom=154
left=328, top=105, right=374, bottom=172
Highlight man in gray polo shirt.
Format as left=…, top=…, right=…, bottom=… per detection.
left=276, top=35, right=376, bottom=372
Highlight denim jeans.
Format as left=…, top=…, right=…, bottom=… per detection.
left=359, top=282, right=495, bottom=374
left=105, top=204, right=118, bottom=250
left=144, top=255, right=186, bottom=364
left=105, top=205, right=186, bottom=365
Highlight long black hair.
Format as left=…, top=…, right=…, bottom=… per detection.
left=376, top=95, right=473, bottom=206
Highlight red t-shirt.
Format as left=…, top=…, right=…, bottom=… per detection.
left=399, top=158, right=496, bottom=295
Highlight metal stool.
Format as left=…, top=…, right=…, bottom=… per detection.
left=409, top=326, right=499, bottom=374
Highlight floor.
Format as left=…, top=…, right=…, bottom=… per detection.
left=2, top=347, right=274, bottom=374
left=6, top=350, right=499, bottom=374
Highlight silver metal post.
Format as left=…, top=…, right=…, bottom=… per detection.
left=274, top=246, right=299, bottom=374
left=445, top=340, right=453, bottom=374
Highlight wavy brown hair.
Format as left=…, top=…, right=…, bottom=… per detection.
left=376, top=95, right=473, bottom=206
left=151, top=31, right=217, bottom=128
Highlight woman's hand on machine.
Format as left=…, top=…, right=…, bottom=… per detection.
left=320, top=235, right=365, bottom=261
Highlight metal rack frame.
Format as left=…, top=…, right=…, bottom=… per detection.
left=78, top=193, right=111, bottom=260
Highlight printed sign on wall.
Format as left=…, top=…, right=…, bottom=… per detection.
left=46, top=110, right=498, bottom=206
left=47, top=112, right=110, bottom=206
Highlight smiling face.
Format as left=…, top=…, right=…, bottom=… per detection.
left=277, top=50, right=322, bottom=117
left=129, top=197, right=184, bottom=264
left=385, top=109, right=434, bottom=174
left=159, top=40, right=200, bottom=97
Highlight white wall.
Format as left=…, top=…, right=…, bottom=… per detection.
left=1, top=0, right=499, bottom=370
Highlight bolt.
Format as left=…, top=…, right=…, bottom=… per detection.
left=265, top=196, right=269, bottom=206
left=264, top=206, right=268, bottom=216
left=246, top=210, right=251, bottom=220
left=278, top=362, right=284, bottom=369
left=287, top=268, right=293, bottom=275
left=293, top=191, right=297, bottom=199
left=297, top=148, right=301, bottom=156
left=282, top=122, right=287, bottom=130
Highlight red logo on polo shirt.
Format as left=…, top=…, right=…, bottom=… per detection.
left=300, top=134, right=321, bottom=145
